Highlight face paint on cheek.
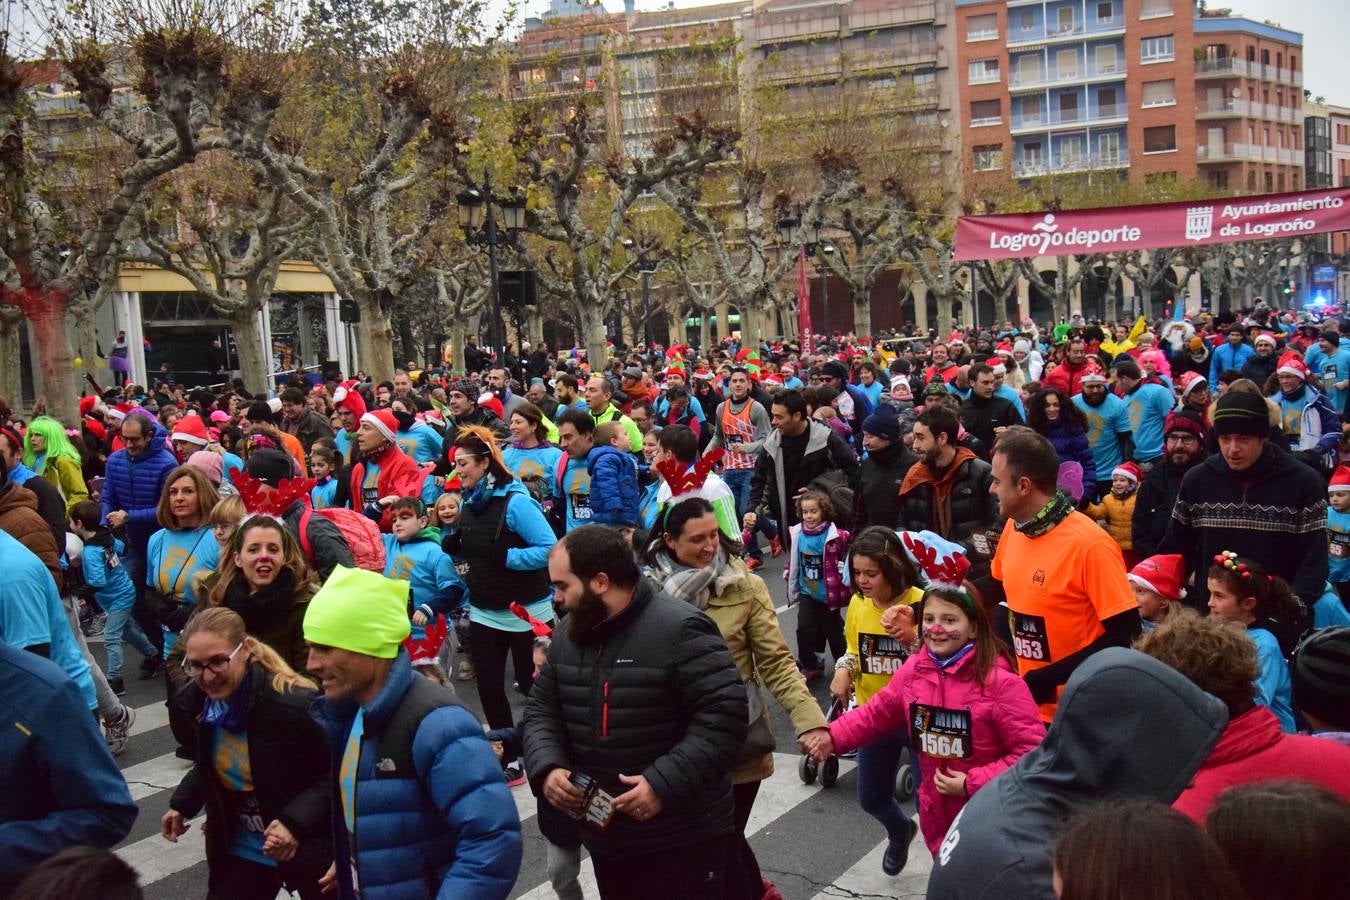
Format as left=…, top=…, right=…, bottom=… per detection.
left=924, top=624, right=950, bottom=639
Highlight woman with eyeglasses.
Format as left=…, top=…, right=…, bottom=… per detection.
left=202, top=514, right=320, bottom=677
left=163, top=607, right=331, bottom=899
left=441, top=425, right=556, bottom=786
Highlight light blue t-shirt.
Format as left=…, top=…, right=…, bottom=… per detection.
left=396, top=423, right=444, bottom=466
left=1329, top=507, right=1350, bottom=584
left=1074, top=393, right=1132, bottom=477
left=560, top=456, right=592, bottom=533
left=1123, top=382, right=1174, bottom=461
left=858, top=380, right=885, bottom=411
left=212, top=726, right=275, bottom=867
left=340, top=707, right=365, bottom=835
left=794, top=529, right=829, bottom=603
left=1249, top=626, right=1295, bottom=733
left=503, top=444, right=565, bottom=499
left=81, top=536, right=137, bottom=612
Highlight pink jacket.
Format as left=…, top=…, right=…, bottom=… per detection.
left=828, top=645, right=1045, bottom=855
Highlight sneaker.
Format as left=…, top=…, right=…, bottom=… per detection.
left=89, top=612, right=107, bottom=636
left=881, top=818, right=916, bottom=876
left=108, top=676, right=126, bottom=696
left=746, top=557, right=763, bottom=571
left=139, top=657, right=163, bottom=680
left=456, top=660, right=476, bottom=681
left=104, top=705, right=135, bottom=757
left=503, top=761, right=526, bottom=787
left=769, top=536, right=784, bottom=558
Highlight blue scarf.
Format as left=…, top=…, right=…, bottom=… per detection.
left=927, top=641, right=976, bottom=670
left=200, top=667, right=255, bottom=732
left=463, top=473, right=498, bottom=512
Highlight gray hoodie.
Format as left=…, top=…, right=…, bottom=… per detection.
left=926, top=647, right=1228, bottom=900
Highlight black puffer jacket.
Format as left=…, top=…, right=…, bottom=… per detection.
left=856, top=442, right=918, bottom=529
left=522, top=579, right=748, bottom=856
left=897, top=454, right=998, bottom=569
left=1131, top=453, right=1205, bottom=559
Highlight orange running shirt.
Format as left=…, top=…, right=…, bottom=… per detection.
left=991, top=510, right=1136, bottom=722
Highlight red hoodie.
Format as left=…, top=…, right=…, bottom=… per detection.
left=1173, top=706, right=1350, bottom=822
left=348, top=441, right=431, bottom=532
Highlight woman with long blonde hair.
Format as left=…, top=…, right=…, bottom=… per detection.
left=163, top=607, right=331, bottom=899
left=204, top=514, right=319, bottom=676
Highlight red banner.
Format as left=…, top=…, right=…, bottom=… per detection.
left=797, top=249, right=814, bottom=355
left=954, top=186, right=1350, bottom=261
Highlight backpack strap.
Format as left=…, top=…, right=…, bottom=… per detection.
left=373, top=676, right=468, bottom=779
left=494, top=491, right=515, bottom=544
left=298, top=508, right=315, bottom=563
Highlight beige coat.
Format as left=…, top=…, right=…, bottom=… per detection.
left=703, top=558, right=827, bottom=784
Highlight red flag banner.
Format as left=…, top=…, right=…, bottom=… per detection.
left=954, top=186, right=1350, bottom=261
left=797, top=249, right=814, bottom=355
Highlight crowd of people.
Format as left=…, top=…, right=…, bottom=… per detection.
left=3, top=303, right=1350, bottom=900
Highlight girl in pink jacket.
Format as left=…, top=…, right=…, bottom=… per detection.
left=824, top=577, right=1046, bottom=855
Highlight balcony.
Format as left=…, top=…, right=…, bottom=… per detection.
left=1006, top=17, right=1126, bottom=49
left=1013, top=150, right=1129, bottom=177
left=1010, top=103, right=1127, bottom=134
left=1008, top=60, right=1125, bottom=92
left=1196, top=141, right=1256, bottom=163
left=1196, top=57, right=1249, bottom=78
left=1197, top=98, right=1252, bottom=119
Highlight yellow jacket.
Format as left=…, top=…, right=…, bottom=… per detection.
left=1099, top=315, right=1148, bottom=359
left=42, top=454, right=90, bottom=513
left=703, top=557, right=827, bottom=783
left=1085, top=491, right=1137, bottom=551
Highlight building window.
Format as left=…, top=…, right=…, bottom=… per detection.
left=1208, top=170, right=1230, bottom=189
left=1141, top=79, right=1174, bottom=107
left=1017, top=10, right=1034, bottom=31
left=1291, top=54, right=1298, bottom=72
left=1140, top=35, right=1173, bottom=63
left=968, top=58, right=1000, bottom=84
left=1143, top=125, right=1176, bottom=153
left=1247, top=46, right=1256, bottom=62
left=1248, top=171, right=1257, bottom=190
left=1146, top=171, right=1178, bottom=185
left=973, top=144, right=1004, bottom=171
left=1264, top=171, right=1274, bottom=191
left=1261, top=49, right=1270, bottom=65
left=1278, top=172, right=1285, bottom=191
left=967, top=14, right=997, bottom=41
left=971, top=99, right=1002, bottom=126
left=1140, top=0, right=1172, bottom=19
left=1096, top=2, right=1113, bottom=22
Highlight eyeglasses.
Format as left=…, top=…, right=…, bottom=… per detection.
left=181, top=641, right=244, bottom=679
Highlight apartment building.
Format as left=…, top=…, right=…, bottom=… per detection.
left=954, top=1, right=1304, bottom=193
left=1305, top=101, right=1350, bottom=256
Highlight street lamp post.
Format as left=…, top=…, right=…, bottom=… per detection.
left=457, top=173, right=526, bottom=357
left=776, top=205, right=831, bottom=340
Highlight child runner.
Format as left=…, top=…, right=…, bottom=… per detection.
left=309, top=446, right=339, bottom=510
left=1128, top=554, right=1187, bottom=633
left=1326, top=466, right=1350, bottom=606
left=814, top=540, right=1044, bottom=857
left=431, top=480, right=474, bottom=682
left=1208, top=551, right=1298, bottom=732
left=827, top=526, right=925, bottom=877
left=1084, top=461, right=1140, bottom=567
left=382, top=497, right=466, bottom=670
left=69, top=500, right=157, bottom=695
left=784, top=488, right=850, bottom=679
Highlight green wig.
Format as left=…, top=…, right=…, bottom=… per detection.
left=23, top=416, right=82, bottom=468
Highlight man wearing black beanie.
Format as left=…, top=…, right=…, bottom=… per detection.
left=1162, top=390, right=1327, bottom=613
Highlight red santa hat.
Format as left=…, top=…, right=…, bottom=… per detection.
left=170, top=415, right=210, bottom=447
left=360, top=409, right=398, bottom=445
left=1330, top=465, right=1350, bottom=495
left=947, top=331, right=965, bottom=347
left=1276, top=352, right=1309, bottom=379
left=1253, top=332, right=1278, bottom=348
left=692, top=366, right=714, bottom=381
left=985, top=356, right=1006, bottom=376
left=995, top=342, right=1014, bottom=358
left=1128, top=554, right=1187, bottom=602
left=1111, top=461, right=1142, bottom=484
left=762, top=373, right=784, bottom=386
left=331, top=379, right=367, bottom=429
left=78, top=396, right=99, bottom=417
left=1177, top=371, right=1208, bottom=398
left=1079, top=360, right=1107, bottom=385
left=105, top=404, right=130, bottom=423
left=478, top=391, right=505, bottom=422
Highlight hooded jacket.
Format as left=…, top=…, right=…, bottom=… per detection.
left=1162, top=443, right=1328, bottom=609
left=925, top=648, right=1228, bottom=900
left=349, top=441, right=433, bottom=532
left=279, top=406, right=336, bottom=454
left=99, top=418, right=178, bottom=553
left=856, top=441, right=918, bottom=529
left=586, top=444, right=639, bottom=528
left=748, top=419, right=860, bottom=530
left=0, top=483, right=61, bottom=584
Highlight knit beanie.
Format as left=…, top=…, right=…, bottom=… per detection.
left=923, top=375, right=949, bottom=399
left=1164, top=410, right=1207, bottom=440
left=1211, top=391, right=1269, bottom=438
left=1291, top=626, right=1350, bottom=729
left=245, top=399, right=275, bottom=424
left=862, top=405, right=902, bottom=444
left=303, top=566, right=411, bottom=659
left=1012, top=339, right=1031, bottom=355
left=445, top=377, right=475, bottom=399
left=187, top=450, right=224, bottom=485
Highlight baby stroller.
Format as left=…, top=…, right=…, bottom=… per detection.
left=799, top=694, right=918, bottom=802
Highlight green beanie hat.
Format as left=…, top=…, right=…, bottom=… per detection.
left=303, top=566, right=410, bottom=659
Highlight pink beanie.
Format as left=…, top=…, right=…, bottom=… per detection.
left=187, top=450, right=224, bottom=485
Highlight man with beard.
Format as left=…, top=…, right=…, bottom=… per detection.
left=1241, top=332, right=1280, bottom=388
left=1042, top=338, right=1092, bottom=397
left=1113, top=359, right=1175, bottom=471
left=1072, top=361, right=1133, bottom=501
left=524, top=526, right=748, bottom=899
left=553, top=373, right=587, bottom=414
left=923, top=342, right=960, bottom=384
left=444, top=378, right=507, bottom=442
left=897, top=406, right=997, bottom=571
left=487, top=365, right=526, bottom=420
left=1132, top=411, right=1206, bottom=559
left=959, top=364, right=1021, bottom=461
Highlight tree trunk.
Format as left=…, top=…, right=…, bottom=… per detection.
left=852, top=290, right=872, bottom=340
left=227, top=309, right=271, bottom=396
left=936, top=293, right=954, bottom=337
left=395, top=310, right=418, bottom=368
left=0, top=310, right=22, bottom=407
left=75, top=309, right=100, bottom=383
left=576, top=302, right=608, bottom=368
left=357, top=301, right=397, bottom=380
left=448, top=318, right=467, bottom=374
left=27, top=298, right=78, bottom=423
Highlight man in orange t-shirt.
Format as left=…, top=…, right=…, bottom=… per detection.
left=988, top=427, right=1139, bottom=722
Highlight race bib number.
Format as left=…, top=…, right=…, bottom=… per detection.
left=1011, top=612, right=1050, bottom=662
left=570, top=493, right=592, bottom=520
left=105, top=549, right=122, bottom=569
left=859, top=632, right=906, bottom=675
left=801, top=552, right=822, bottom=583
left=1324, top=364, right=1338, bottom=385
left=968, top=529, right=1000, bottom=558
left=911, top=703, right=974, bottom=761
left=1331, top=533, right=1350, bottom=559
left=235, top=791, right=266, bottom=833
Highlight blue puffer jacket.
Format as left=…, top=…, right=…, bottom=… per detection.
left=1043, top=419, right=1097, bottom=488
left=99, top=417, right=178, bottom=554
left=587, top=444, right=639, bottom=527
left=312, top=653, right=522, bottom=900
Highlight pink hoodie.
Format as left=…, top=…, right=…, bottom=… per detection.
left=829, top=644, right=1045, bottom=855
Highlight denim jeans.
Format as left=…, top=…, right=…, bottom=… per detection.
left=104, top=604, right=158, bottom=680
left=856, top=729, right=913, bottom=842
left=722, top=467, right=778, bottom=558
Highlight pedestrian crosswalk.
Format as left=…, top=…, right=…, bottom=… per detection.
left=111, top=695, right=933, bottom=899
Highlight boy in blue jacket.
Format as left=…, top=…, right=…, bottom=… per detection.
left=588, top=422, right=639, bottom=539
left=383, top=497, right=466, bottom=663
left=68, top=500, right=157, bottom=694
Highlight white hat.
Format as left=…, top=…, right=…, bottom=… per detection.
left=1013, top=339, right=1031, bottom=355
